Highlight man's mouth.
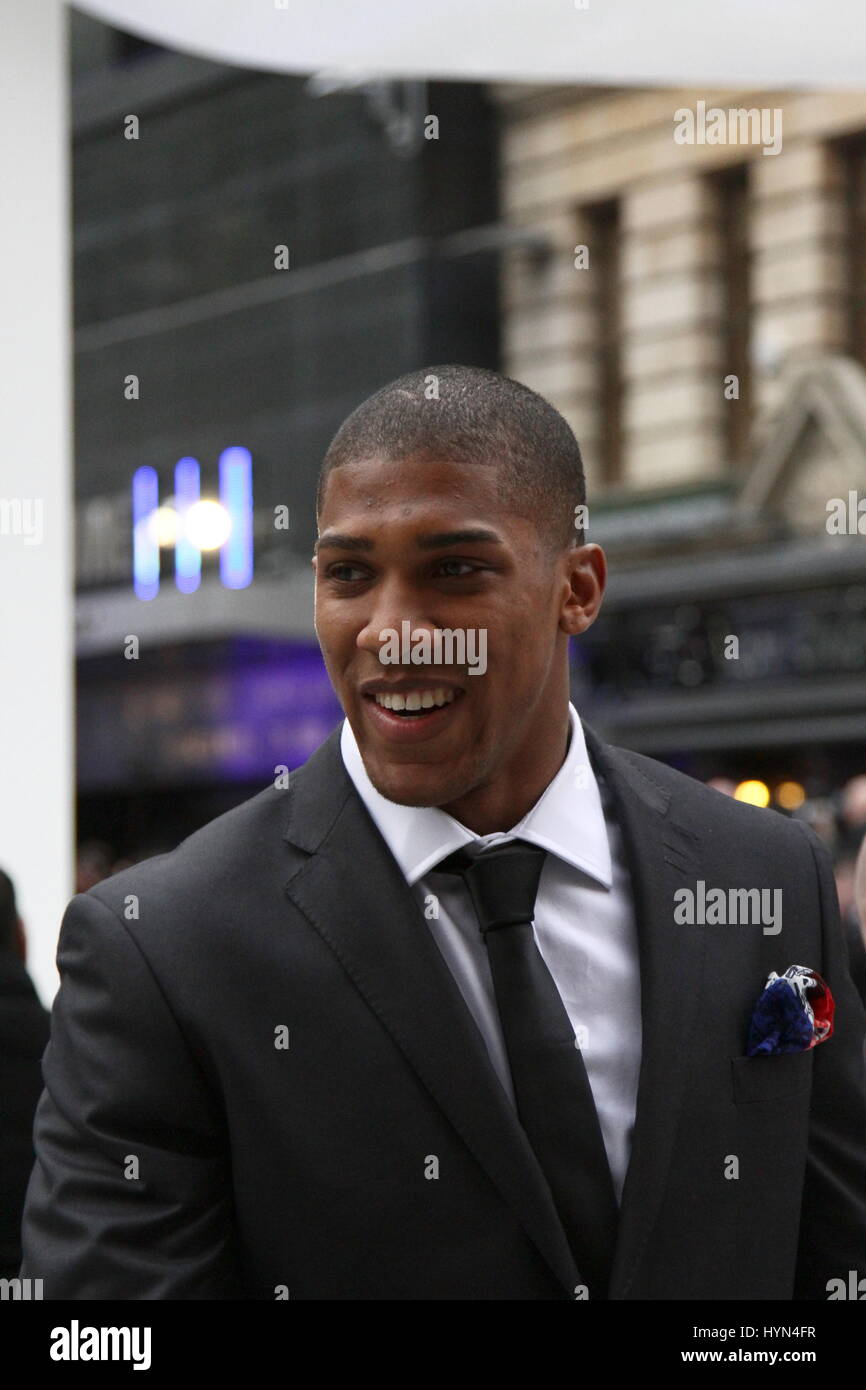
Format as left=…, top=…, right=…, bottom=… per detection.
left=371, top=686, right=458, bottom=716
left=360, top=685, right=466, bottom=740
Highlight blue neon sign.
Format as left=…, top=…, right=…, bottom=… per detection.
left=132, top=450, right=253, bottom=599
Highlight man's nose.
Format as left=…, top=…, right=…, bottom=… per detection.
left=355, top=580, right=440, bottom=659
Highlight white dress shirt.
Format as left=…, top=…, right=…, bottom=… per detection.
left=339, top=702, right=641, bottom=1202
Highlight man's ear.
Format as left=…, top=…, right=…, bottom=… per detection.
left=560, top=543, right=606, bottom=637
left=14, top=915, right=26, bottom=965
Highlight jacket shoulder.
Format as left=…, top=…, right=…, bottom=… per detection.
left=606, top=741, right=813, bottom=850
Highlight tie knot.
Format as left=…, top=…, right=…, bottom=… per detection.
left=436, top=839, right=547, bottom=936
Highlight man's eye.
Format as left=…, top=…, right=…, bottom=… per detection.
left=436, top=559, right=480, bottom=577
left=326, top=563, right=369, bottom=582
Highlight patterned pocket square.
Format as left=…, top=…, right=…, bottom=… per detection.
left=746, top=964, right=835, bottom=1057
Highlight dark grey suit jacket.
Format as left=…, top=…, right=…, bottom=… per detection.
left=19, top=722, right=866, bottom=1298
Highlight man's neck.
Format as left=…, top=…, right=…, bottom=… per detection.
left=440, top=711, right=573, bottom=836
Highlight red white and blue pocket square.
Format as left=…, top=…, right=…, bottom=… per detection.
left=746, top=965, right=835, bottom=1057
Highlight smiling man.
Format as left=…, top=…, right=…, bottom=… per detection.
left=21, top=365, right=866, bottom=1300
left=312, top=376, right=603, bottom=831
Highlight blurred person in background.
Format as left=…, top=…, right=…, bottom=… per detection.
left=75, top=840, right=112, bottom=894
left=704, top=776, right=737, bottom=798
left=848, top=838, right=866, bottom=1007
left=798, top=796, right=839, bottom=853
left=835, top=854, right=858, bottom=925
left=841, top=776, right=866, bottom=850
left=0, top=868, right=50, bottom=1279
left=830, top=775, right=866, bottom=1006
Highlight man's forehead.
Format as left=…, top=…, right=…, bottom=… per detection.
left=319, top=460, right=509, bottom=527
left=322, top=452, right=499, bottom=492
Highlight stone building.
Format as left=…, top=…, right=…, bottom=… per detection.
left=494, top=84, right=866, bottom=788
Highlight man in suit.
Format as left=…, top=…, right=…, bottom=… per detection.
left=21, top=365, right=866, bottom=1299
left=0, top=868, right=50, bottom=1278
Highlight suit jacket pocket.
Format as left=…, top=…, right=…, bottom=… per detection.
left=730, top=1048, right=814, bottom=1105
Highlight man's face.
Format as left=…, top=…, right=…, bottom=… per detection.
left=313, top=454, right=603, bottom=812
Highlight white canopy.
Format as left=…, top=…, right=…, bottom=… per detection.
left=76, top=0, right=866, bottom=89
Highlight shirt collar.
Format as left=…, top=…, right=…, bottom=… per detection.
left=339, top=702, right=612, bottom=889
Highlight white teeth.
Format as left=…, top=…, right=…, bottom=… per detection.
left=374, top=687, right=457, bottom=711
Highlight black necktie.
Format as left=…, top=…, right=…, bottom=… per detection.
left=436, top=838, right=619, bottom=1297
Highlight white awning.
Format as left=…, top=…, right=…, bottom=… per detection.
left=76, top=0, right=866, bottom=90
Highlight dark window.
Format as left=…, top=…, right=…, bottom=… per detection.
left=583, top=198, right=622, bottom=486
left=839, top=136, right=866, bottom=365
left=707, top=164, right=751, bottom=466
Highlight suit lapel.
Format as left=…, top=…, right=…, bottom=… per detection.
left=281, top=726, right=581, bottom=1297
left=582, top=724, right=708, bottom=1299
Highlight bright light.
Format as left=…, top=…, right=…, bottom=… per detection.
left=185, top=499, right=232, bottom=551
left=149, top=504, right=180, bottom=548
left=132, top=465, right=160, bottom=600
left=219, top=446, right=253, bottom=589
left=734, top=779, right=770, bottom=807
left=131, top=452, right=253, bottom=596
left=776, top=780, right=806, bottom=810
left=175, top=457, right=201, bottom=593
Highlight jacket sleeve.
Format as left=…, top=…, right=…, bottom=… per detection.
left=19, top=890, right=243, bottom=1299
left=793, top=820, right=866, bottom=1299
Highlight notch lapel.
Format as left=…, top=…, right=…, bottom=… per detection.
left=582, top=723, right=708, bottom=1299
left=281, top=727, right=581, bottom=1297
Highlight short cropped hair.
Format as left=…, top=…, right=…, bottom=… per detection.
left=317, top=364, right=586, bottom=551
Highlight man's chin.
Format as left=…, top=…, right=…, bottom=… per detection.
left=364, top=760, right=473, bottom=811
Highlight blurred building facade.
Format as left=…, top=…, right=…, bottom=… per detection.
left=494, top=82, right=866, bottom=793
left=69, top=6, right=866, bottom=858
left=70, top=13, right=501, bottom=859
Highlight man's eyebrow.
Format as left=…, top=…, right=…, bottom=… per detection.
left=313, top=533, right=372, bottom=554
left=314, top=528, right=505, bottom=553
left=416, top=529, right=504, bottom=550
